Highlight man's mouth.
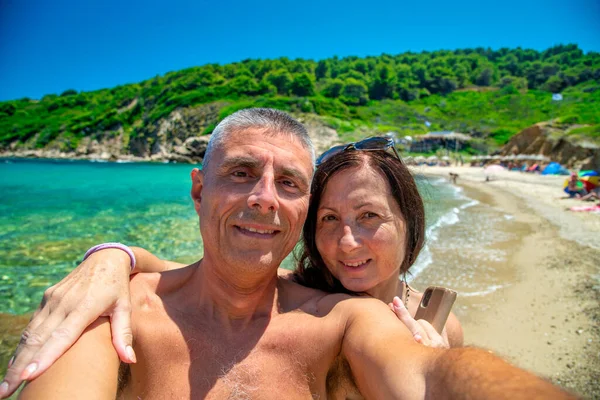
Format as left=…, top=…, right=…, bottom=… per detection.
left=235, top=225, right=280, bottom=237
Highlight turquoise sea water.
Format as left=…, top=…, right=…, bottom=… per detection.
left=0, top=159, right=478, bottom=314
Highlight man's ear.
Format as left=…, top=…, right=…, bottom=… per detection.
left=190, top=168, right=204, bottom=215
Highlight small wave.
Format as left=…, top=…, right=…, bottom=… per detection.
left=408, top=246, right=432, bottom=280
left=459, top=199, right=479, bottom=210
left=460, top=284, right=507, bottom=297
left=427, top=209, right=460, bottom=241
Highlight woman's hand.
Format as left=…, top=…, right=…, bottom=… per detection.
left=390, top=296, right=450, bottom=349
left=0, top=249, right=135, bottom=398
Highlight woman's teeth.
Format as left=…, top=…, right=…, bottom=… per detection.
left=344, top=260, right=369, bottom=267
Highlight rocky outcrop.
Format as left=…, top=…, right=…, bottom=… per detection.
left=1, top=105, right=341, bottom=163
left=501, top=122, right=600, bottom=170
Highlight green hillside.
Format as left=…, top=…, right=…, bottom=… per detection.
left=1, top=44, right=599, bottom=154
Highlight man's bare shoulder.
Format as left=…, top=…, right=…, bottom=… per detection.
left=277, top=278, right=391, bottom=320
left=130, top=262, right=199, bottom=308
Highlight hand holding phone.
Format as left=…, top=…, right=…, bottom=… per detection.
left=414, top=286, right=457, bottom=333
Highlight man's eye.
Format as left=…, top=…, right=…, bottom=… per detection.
left=281, top=179, right=297, bottom=188
left=232, top=171, right=248, bottom=178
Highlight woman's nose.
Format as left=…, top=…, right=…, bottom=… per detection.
left=339, top=224, right=361, bottom=253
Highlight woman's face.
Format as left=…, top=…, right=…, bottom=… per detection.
left=315, top=164, right=407, bottom=294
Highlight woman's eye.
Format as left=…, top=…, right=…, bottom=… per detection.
left=363, top=212, right=378, bottom=219
left=322, top=214, right=338, bottom=222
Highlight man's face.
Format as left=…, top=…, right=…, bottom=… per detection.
left=193, top=128, right=313, bottom=273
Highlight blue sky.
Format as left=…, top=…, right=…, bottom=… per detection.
left=0, top=0, right=598, bottom=101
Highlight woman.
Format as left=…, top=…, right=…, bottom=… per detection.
left=296, top=144, right=462, bottom=347
left=7, top=138, right=463, bottom=397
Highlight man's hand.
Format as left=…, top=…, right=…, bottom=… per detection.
left=0, top=249, right=135, bottom=398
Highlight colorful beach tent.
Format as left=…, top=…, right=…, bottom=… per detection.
left=541, top=162, right=567, bottom=175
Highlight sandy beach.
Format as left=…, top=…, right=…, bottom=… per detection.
left=417, top=166, right=600, bottom=398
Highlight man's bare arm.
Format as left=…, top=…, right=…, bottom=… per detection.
left=17, top=318, right=119, bottom=400
left=341, top=298, right=574, bottom=400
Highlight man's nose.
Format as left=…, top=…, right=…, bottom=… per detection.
left=247, top=175, right=279, bottom=213
left=339, top=224, right=361, bottom=253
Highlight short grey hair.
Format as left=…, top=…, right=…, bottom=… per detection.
left=202, top=108, right=316, bottom=170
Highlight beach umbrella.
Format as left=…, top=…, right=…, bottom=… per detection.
left=579, top=170, right=599, bottom=177
left=484, top=165, right=506, bottom=174
left=579, top=175, right=599, bottom=191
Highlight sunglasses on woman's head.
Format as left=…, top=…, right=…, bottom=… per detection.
left=316, top=137, right=401, bottom=166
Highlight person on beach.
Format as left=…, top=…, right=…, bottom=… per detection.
left=4, top=109, right=573, bottom=399
left=563, top=172, right=587, bottom=198
left=578, top=186, right=600, bottom=201
left=449, top=172, right=459, bottom=184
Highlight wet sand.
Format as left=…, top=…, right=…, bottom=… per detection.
left=419, top=166, right=600, bottom=398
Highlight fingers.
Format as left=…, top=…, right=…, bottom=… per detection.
left=391, top=296, right=430, bottom=346
left=110, top=299, right=136, bottom=364
left=0, top=310, right=66, bottom=398
left=416, top=320, right=450, bottom=349
left=21, top=310, right=97, bottom=382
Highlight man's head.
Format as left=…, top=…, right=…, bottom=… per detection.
left=191, top=108, right=315, bottom=276
left=202, top=108, right=316, bottom=172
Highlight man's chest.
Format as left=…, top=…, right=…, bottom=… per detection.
left=126, top=309, right=342, bottom=399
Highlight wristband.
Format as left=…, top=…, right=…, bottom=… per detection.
left=83, top=242, right=136, bottom=271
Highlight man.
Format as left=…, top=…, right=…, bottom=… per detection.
left=3, top=109, right=572, bottom=399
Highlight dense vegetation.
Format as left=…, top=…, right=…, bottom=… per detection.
left=1, top=44, right=599, bottom=153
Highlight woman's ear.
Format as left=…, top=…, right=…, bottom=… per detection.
left=190, top=168, right=204, bottom=215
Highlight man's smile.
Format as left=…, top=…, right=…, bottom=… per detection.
left=234, top=224, right=281, bottom=238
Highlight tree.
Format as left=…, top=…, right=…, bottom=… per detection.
left=315, top=60, right=329, bottom=80
left=542, top=76, right=566, bottom=93
left=369, top=65, right=396, bottom=100
left=475, top=67, right=494, bottom=86
left=60, top=89, right=78, bottom=97
left=290, top=73, right=315, bottom=96
left=229, top=76, right=260, bottom=95
left=263, top=69, right=293, bottom=95
left=341, top=78, right=369, bottom=105
left=321, top=79, right=345, bottom=98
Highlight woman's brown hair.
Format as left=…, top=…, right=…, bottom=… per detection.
left=294, top=149, right=425, bottom=293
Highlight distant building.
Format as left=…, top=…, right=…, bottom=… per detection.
left=409, top=131, right=472, bottom=153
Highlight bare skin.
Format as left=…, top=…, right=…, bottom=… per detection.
left=128, top=254, right=462, bottom=348
left=5, top=121, right=574, bottom=399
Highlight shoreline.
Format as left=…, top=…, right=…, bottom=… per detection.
left=419, top=166, right=599, bottom=398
